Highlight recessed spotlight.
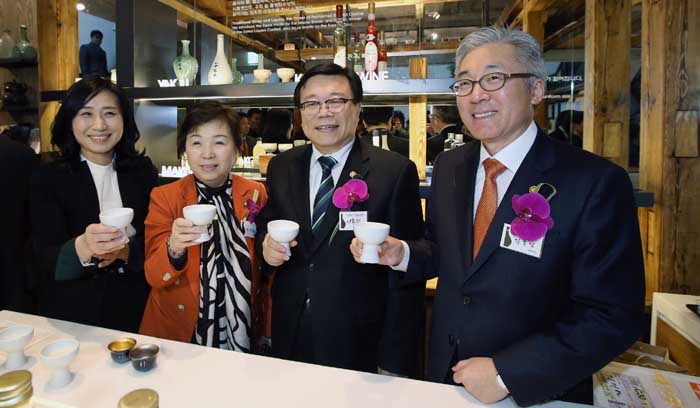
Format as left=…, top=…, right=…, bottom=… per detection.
left=76, top=3, right=86, bottom=11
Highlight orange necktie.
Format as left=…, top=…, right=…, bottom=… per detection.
left=472, top=158, right=507, bottom=260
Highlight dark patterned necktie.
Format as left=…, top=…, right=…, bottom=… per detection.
left=311, top=156, right=338, bottom=237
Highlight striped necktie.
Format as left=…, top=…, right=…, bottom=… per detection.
left=311, top=156, right=338, bottom=237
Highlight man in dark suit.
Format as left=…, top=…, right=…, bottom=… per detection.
left=79, top=30, right=109, bottom=78
left=352, top=27, right=644, bottom=406
left=426, top=105, right=462, bottom=163
left=0, top=138, right=35, bottom=312
left=359, top=106, right=409, bottom=158
left=256, top=63, right=425, bottom=377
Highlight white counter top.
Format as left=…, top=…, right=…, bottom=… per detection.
left=651, top=292, right=700, bottom=348
left=0, top=311, right=590, bottom=408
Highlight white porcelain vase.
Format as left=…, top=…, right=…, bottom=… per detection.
left=207, top=34, right=233, bottom=85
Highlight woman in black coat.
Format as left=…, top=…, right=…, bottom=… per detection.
left=30, top=75, right=158, bottom=332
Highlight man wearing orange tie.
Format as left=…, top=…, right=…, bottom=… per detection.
left=351, top=27, right=644, bottom=406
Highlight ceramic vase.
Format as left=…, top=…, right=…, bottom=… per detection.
left=172, top=40, right=198, bottom=86
left=207, top=34, right=232, bottom=85
left=12, top=25, right=36, bottom=60
left=0, top=30, right=15, bottom=59
left=230, top=57, right=243, bottom=84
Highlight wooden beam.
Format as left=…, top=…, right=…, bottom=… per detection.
left=544, top=19, right=585, bottom=50
left=639, top=0, right=700, bottom=299
left=183, top=0, right=227, bottom=16
left=583, top=0, right=631, bottom=168
left=522, top=8, right=548, bottom=129
left=37, top=0, right=78, bottom=152
left=496, top=0, right=522, bottom=26
left=409, top=57, right=428, bottom=181
left=159, top=0, right=304, bottom=72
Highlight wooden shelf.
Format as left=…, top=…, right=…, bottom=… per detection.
left=0, top=58, right=37, bottom=68
left=275, top=40, right=461, bottom=62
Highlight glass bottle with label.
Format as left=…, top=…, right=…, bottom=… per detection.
left=351, top=33, right=363, bottom=75
left=333, top=5, right=346, bottom=67
left=377, top=31, right=387, bottom=77
left=252, top=138, right=265, bottom=165
left=364, top=2, right=378, bottom=74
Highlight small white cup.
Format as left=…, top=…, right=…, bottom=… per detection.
left=40, top=338, right=80, bottom=388
left=99, top=207, right=134, bottom=239
left=353, top=222, right=390, bottom=264
left=267, top=220, right=300, bottom=257
left=0, top=325, right=34, bottom=369
left=183, top=204, right=217, bottom=243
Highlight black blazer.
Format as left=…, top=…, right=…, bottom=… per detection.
left=256, top=139, right=425, bottom=376
left=30, top=157, right=158, bottom=332
left=0, top=140, right=36, bottom=312
left=406, top=131, right=644, bottom=405
left=79, top=43, right=108, bottom=77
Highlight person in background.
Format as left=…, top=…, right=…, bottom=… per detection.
left=30, top=75, right=158, bottom=332
left=0, top=136, right=36, bottom=313
left=390, top=110, right=408, bottom=138
left=238, top=112, right=256, bottom=156
left=247, top=108, right=263, bottom=139
left=360, top=106, right=409, bottom=158
left=261, top=109, right=293, bottom=146
left=79, top=30, right=109, bottom=78
left=549, top=109, right=583, bottom=148
left=140, top=101, right=268, bottom=352
left=352, top=27, right=644, bottom=405
left=427, top=105, right=470, bottom=163
left=256, top=63, right=425, bottom=377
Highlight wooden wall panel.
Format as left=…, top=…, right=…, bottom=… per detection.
left=640, top=0, right=700, bottom=299
left=0, top=0, right=39, bottom=126
left=409, top=57, right=427, bottom=181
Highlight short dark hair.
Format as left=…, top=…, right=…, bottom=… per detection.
left=294, top=63, right=362, bottom=108
left=247, top=108, right=262, bottom=118
left=261, top=109, right=292, bottom=144
left=390, top=111, right=406, bottom=127
left=51, top=74, right=144, bottom=171
left=362, top=107, right=393, bottom=127
left=90, top=30, right=103, bottom=39
left=177, top=101, right=242, bottom=158
left=555, top=110, right=583, bottom=129
left=432, top=106, right=460, bottom=124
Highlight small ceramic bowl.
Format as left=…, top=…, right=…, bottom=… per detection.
left=108, top=337, right=136, bottom=364
left=129, top=344, right=159, bottom=372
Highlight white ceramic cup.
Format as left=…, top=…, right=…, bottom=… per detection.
left=353, top=222, right=390, bottom=264
left=276, top=67, right=295, bottom=83
left=183, top=204, right=217, bottom=243
left=99, top=207, right=134, bottom=238
left=267, top=220, right=300, bottom=257
left=40, top=338, right=80, bottom=388
left=0, top=325, right=34, bottom=369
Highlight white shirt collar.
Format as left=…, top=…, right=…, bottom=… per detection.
left=80, top=153, right=115, bottom=169
left=310, top=137, right=355, bottom=168
left=478, top=121, right=537, bottom=174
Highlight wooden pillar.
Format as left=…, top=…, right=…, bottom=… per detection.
left=37, top=0, right=78, bottom=152
left=409, top=57, right=427, bottom=181
left=522, top=6, right=548, bottom=129
left=639, top=0, right=700, bottom=300
left=583, top=0, right=631, bottom=169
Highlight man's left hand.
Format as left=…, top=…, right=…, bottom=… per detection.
left=452, top=357, right=508, bottom=404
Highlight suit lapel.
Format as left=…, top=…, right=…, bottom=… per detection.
left=454, top=143, right=480, bottom=272
left=290, top=146, right=313, bottom=250
left=77, top=162, right=100, bottom=220
left=309, top=139, right=368, bottom=255
left=465, top=130, right=556, bottom=281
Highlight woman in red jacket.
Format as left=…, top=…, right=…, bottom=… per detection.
left=140, top=101, right=267, bottom=352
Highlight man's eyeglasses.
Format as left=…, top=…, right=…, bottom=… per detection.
left=298, top=98, right=353, bottom=115
left=449, top=72, right=535, bottom=97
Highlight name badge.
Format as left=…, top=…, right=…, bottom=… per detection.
left=338, top=211, right=368, bottom=231
left=499, top=223, right=544, bottom=258
left=242, top=220, right=257, bottom=238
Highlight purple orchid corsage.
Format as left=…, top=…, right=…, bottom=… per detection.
left=510, top=190, right=554, bottom=242
left=332, top=179, right=369, bottom=210
left=244, top=198, right=263, bottom=223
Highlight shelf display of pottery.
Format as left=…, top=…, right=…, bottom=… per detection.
left=230, top=57, right=243, bottom=84
left=172, top=39, right=198, bottom=86
left=12, top=25, right=36, bottom=61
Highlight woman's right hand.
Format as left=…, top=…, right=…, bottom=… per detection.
left=167, top=218, right=206, bottom=257
left=75, top=223, right=128, bottom=263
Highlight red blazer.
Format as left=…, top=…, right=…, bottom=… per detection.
left=139, top=174, right=268, bottom=343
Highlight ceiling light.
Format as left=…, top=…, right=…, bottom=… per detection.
left=76, top=3, right=86, bottom=11
left=431, top=32, right=439, bottom=40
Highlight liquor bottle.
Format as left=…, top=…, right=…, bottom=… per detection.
left=452, top=134, right=465, bottom=149
left=364, top=2, right=378, bottom=74
left=443, top=132, right=455, bottom=152
left=351, top=32, right=363, bottom=75
left=333, top=5, right=347, bottom=67
left=377, top=30, right=388, bottom=76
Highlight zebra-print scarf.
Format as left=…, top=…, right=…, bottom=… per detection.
left=193, top=176, right=252, bottom=352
